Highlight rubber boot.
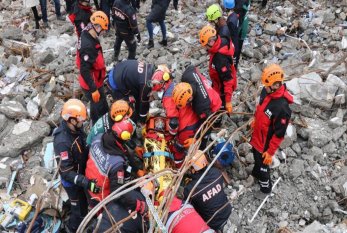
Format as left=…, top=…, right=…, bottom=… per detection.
left=35, top=20, right=40, bottom=29
left=147, top=39, right=154, bottom=49
left=159, top=39, right=167, bottom=46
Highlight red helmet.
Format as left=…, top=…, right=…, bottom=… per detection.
left=150, top=65, right=171, bottom=92
left=111, top=117, right=134, bottom=141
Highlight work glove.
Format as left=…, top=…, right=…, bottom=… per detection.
left=135, top=199, right=148, bottom=215
left=137, top=169, right=145, bottom=177
left=135, top=146, right=144, bottom=158
left=83, top=179, right=101, bottom=194
left=225, top=102, right=232, bottom=113
left=183, top=138, right=196, bottom=148
left=92, top=90, right=100, bottom=103
left=262, top=151, right=273, bottom=165
left=136, top=33, right=141, bottom=42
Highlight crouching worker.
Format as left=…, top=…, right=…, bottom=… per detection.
left=183, top=150, right=231, bottom=231
left=85, top=117, right=147, bottom=212
left=86, top=99, right=134, bottom=145
left=166, top=196, right=214, bottom=233
left=97, top=191, right=147, bottom=232
left=53, top=99, right=101, bottom=232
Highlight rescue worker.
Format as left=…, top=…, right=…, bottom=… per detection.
left=166, top=196, right=214, bottom=233
left=176, top=65, right=222, bottom=120
left=97, top=191, right=147, bottom=232
left=171, top=66, right=221, bottom=165
left=107, top=60, right=171, bottom=126
left=130, top=0, right=140, bottom=11
left=234, top=0, right=250, bottom=68
left=250, top=64, right=293, bottom=193
left=224, top=0, right=240, bottom=68
left=77, top=11, right=109, bottom=124
left=146, top=0, right=170, bottom=49
left=68, top=0, right=93, bottom=37
left=206, top=4, right=230, bottom=40
left=199, top=25, right=237, bottom=113
left=65, top=0, right=76, bottom=13
left=85, top=117, right=148, bottom=211
left=86, top=99, right=133, bottom=145
left=100, top=0, right=114, bottom=29
left=183, top=150, right=231, bottom=231
left=112, top=0, right=140, bottom=61
left=53, top=99, right=101, bottom=232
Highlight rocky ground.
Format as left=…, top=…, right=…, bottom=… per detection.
left=0, top=0, right=346, bottom=232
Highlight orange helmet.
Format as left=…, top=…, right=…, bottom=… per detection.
left=191, top=150, right=208, bottom=172
left=150, top=64, right=171, bottom=92
left=199, top=25, right=217, bottom=46
left=61, top=99, right=87, bottom=122
left=112, top=117, right=134, bottom=141
left=261, top=64, right=284, bottom=87
left=110, top=100, right=133, bottom=122
left=90, top=11, right=109, bottom=30
left=172, top=82, right=193, bottom=108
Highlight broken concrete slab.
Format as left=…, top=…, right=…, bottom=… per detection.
left=298, top=72, right=338, bottom=110
left=26, top=100, right=39, bottom=119
left=0, top=120, right=50, bottom=157
left=304, top=117, right=333, bottom=148
left=0, top=100, right=28, bottom=119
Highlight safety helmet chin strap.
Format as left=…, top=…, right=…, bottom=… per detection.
left=92, top=24, right=102, bottom=37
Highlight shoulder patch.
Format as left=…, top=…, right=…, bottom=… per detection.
left=83, top=54, right=89, bottom=61
left=60, top=151, right=69, bottom=160
left=132, top=14, right=136, bottom=20
left=117, top=170, right=124, bottom=184
left=281, top=118, right=287, bottom=125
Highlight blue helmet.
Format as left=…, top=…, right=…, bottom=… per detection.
left=212, top=141, right=235, bottom=167
left=223, top=0, right=235, bottom=9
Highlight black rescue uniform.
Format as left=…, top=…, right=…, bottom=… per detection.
left=53, top=120, right=89, bottom=231
left=77, top=24, right=109, bottom=124
left=68, top=1, right=93, bottom=37
left=112, top=0, right=140, bottom=60
left=108, top=60, right=155, bottom=124
left=97, top=193, right=146, bottom=232
left=181, top=65, right=222, bottom=120
left=146, top=0, right=170, bottom=23
left=183, top=167, right=232, bottom=231
left=250, top=85, right=293, bottom=193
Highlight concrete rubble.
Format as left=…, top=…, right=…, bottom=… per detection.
left=0, top=0, right=346, bottom=232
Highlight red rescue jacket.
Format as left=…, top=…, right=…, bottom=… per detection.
left=77, top=44, right=106, bottom=90
left=166, top=197, right=214, bottom=233
left=250, top=85, right=293, bottom=155
left=208, top=36, right=237, bottom=103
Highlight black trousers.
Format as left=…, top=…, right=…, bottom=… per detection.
left=83, top=86, right=109, bottom=125
left=252, top=148, right=272, bottom=193
left=65, top=0, right=76, bottom=13
left=130, top=0, right=140, bottom=9
left=114, top=34, right=137, bottom=60
left=64, top=185, right=89, bottom=231
left=234, top=39, right=244, bottom=69
left=262, top=0, right=268, bottom=7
